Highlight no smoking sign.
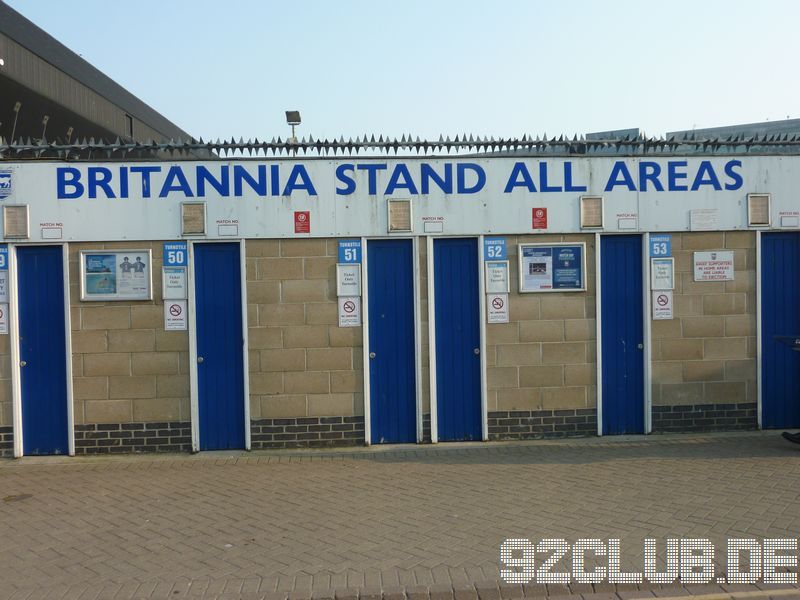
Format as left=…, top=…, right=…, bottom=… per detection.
left=652, top=290, right=673, bottom=320
left=164, top=299, right=187, bottom=330
left=487, top=293, right=509, bottom=324
left=338, top=296, right=361, bottom=328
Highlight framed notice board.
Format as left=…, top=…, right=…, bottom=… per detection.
left=80, top=249, right=153, bottom=301
left=518, top=243, right=586, bottom=293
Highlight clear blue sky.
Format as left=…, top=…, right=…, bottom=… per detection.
left=6, top=0, right=800, bottom=141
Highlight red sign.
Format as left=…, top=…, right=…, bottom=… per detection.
left=532, top=207, right=548, bottom=229
left=294, top=211, right=310, bottom=233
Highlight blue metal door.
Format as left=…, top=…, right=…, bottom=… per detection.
left=367, top=239, right=416, bottom=444
left=434, top=238, right=482, bottom=441
left=17, top=245, right=69, bottom=455
left=601, top=235, right=645, bottom=434
left=194, top=243, right=245, bottom=450
left=761, top=232, right=800, bottom=428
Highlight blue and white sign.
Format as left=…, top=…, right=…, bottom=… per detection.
left=484, top=237, right=507, bottom=260
left=650, top=234, right=672, bottom=257
left=0, top=245, right=8, bottom=304
left=519, top=243, right=585, bottom=292
left=0, top=169, right=12, bottom=200
left=338, top=239, right=362, bottom=263
left=164, top=242, right=188, bottom=266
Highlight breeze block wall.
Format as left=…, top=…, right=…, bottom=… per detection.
left=246, top=239, right=364, bottom=449
left=0, top=335, right=12, bottom=457
left=486, top=234, right=598, bottom=440
left=69, top=242, right=192, bottom=454
left=650, top=231, right=758, bottom=432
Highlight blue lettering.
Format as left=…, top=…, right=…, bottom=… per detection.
left=233, top=165, right=267, bottom=196
left=667, top=161, right=688, bottom=191
left=724, top=160, right=743, bottom=190
left=57, top=167, right=83, bottom=199
left=196, top=166, right=230, bottom=196
left=385, top=164, right=419, bottom=195
left=159, top=166, right=194, bottom=197
left=539, top=162, right=562, bottom=192
left=356, top=164, right=387, bottom=195
left=270, top=165, right=280, bottom=196
left=119, top=167, right=129, bottom=198
left=282, top=165, right=317, bottom=196
left=457, top=163, right=486, bottom=194
left=88, top=167, right=115, bottom=199
left=564, top=162, right=587, bottom=192
left=604, top=161, right=636, bottom=191
left=639, top=162, right=664, bottom=192
left=335, top=164, right=356, bottom=195
left=130, top=166, right=161, bottom=198
left=690, top=160, right=722, bottom=191
left=420, top=163, right=453, bottom=194
left=503, top=162, right=536, bottom=193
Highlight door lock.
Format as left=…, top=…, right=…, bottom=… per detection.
left=637, top=343, right=644, bottom=350
left=19, top=360, right=26, bottom=367
left=473, top=348, right=480, bottom=355
left=369, top=352, right=376, bottom=359
left=197, top=356, right=204, bottom=364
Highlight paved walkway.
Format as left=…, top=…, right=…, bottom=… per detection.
left=1, top=432, right=800, bottom=599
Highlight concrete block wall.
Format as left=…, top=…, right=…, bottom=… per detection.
left=0, top=335, right=12, bottom=456
left=486, top=234, right=597, bottom=439
left=650, top=232, right=758, bottom=431
left=69, top=242, right=191, bottom=453
left=246, top=239, right=365, bottom=448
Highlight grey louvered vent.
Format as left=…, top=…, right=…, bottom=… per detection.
left=747, top=193, right=770, bottom=227
left=579, top=196, right=604, bottom=229
left=3, top=205, right=29, bottom=238
left=181, top=202, right=206, bottom=235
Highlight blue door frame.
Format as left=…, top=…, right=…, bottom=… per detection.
left=17, top=245, right=70, bottom=455
left=600, top=235, right=645, bottom=435
left=367, top=239, right=416, bottom=444
left=433, top=238, right=482, bottom=441
left=194, top=242, right=246, bottom=450
left=760, top=232, right=800, bottom=428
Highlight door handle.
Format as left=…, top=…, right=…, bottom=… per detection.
left=197, top=356, right=204, bottom=364
left=19, top=360, right=26, bottom=367
left=369, top=352, right=376, bottom=359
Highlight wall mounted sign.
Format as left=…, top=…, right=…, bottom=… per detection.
left=162, top=266, right=188, bottom=300
left=532, top=207, right=548, bottom=229
left=337, top=239, right=362, bottom=263
left=0, top=245, right=7, bottom=303
left=164, top=299, right=187, bottom=330
left=652, top=290, right=674, bottom=320
left=693, top=250, right=734, bottom=281
left=80, top=250, right=152, bottom=301
left=649, top=234, right=672, bottom=257
left=485, top=260, right=510, bottom=294
left=651, top=257, right=675, bottom=290
left=484, top=237, right=506, bottom=260
left=336, top=264, right=361, bottom=296
left=487, top=293, right=509, bottom=323
left=518, top=243, right=585, bottom=293
left=338, top=296, right=361, bottom=327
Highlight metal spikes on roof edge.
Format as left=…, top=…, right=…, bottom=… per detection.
left=2, top=132, right=800, bottom=159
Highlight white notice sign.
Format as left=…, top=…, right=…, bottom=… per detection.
left=338, top=296, right=361, bottom=327
left=0, top=270, right=7, bottom=303
left=487, top=293, right=509, bottom=323
left=0, top=303, right=8, bottom=334
left=690, top=209, right=719, bottom=231
left=485, top=260, right=510, bottom=293
left=162, top=266, right=187, bottom=300
left=336, top=264, right=362, bottom=296
left=693, top=251, right=734, bottom=281
left=651, top=258, right=674, bottom=290
left=164, top=299, right=187, bottom=330
left=652, top=291, right=673, bottom=320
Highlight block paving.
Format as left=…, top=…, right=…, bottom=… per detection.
left=1, top=432, right=800, bottom=599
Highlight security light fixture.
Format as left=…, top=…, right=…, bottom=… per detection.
left=41, top=115, right=49, bottom=140
left=10, top=101, right=21, bottom=143
left=285, top=110, right=301, bottom=144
